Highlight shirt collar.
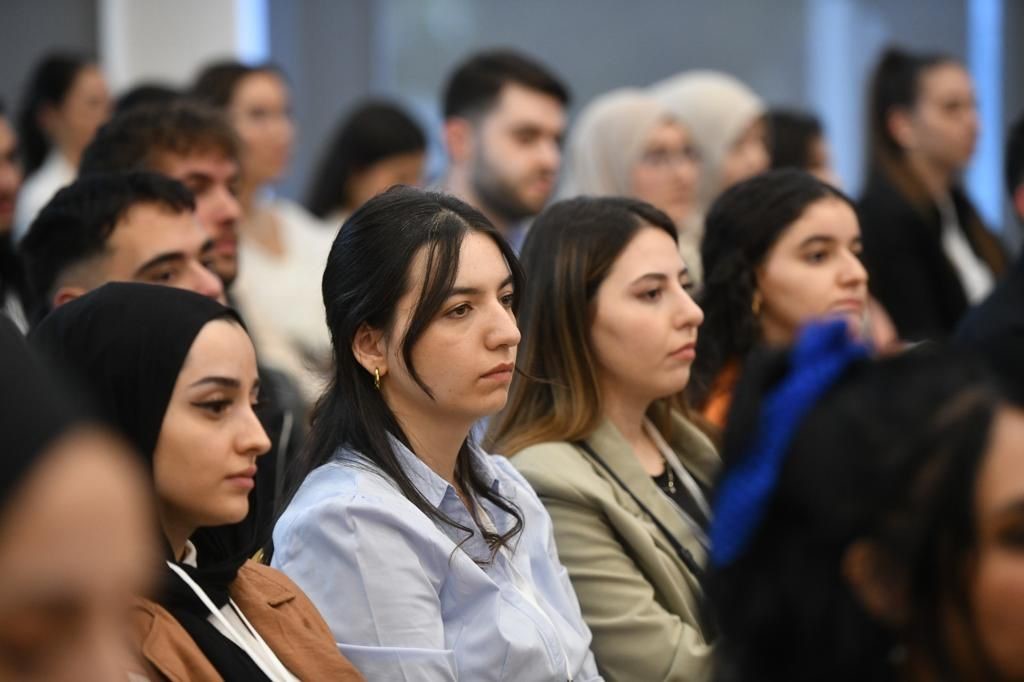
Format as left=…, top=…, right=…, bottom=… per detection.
left=385, top=434, right=504, bottom=510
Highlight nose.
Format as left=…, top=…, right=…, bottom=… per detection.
left=190, top=262, right=226, bottom=302
left=240, top=403, right=272, bottom=459
left=486, top=302, right=522, bottom=351
left=673, top=285, right=704, bottom=329
left=840, top=250, right=869, bottom=288
left=538, top=136, right=561, bottom=174
left=215, top=185, right=242, bottom=225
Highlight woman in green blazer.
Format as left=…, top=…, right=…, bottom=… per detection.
left=489, top=196, right=717, bottom=681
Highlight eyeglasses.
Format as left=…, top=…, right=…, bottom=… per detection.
left=639, top=146, right=701, bottom=168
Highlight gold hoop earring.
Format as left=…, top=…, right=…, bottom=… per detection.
left=374, top=367, right=381, bottom=390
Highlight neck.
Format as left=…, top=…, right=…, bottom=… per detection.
left=905, top=153, right=954, bottom=200
left=444, top=167, right=510, bottom=237
left=59, top=143, right=81, bottom=169
left=160, top=512, right=196, bottom=562
left=391, top=404, right=471, bottom=485
left=600, top=382, right=653, bottom=452
left=237, top=178, right=261, bottom=217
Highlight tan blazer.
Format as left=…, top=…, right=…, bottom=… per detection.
left=512, top=413, right=718, bottom=682
left=130, top=560, right=364, bottom=682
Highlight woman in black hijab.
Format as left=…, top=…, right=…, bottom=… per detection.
left=0, top=315, right=156, bottom=681
left=29, top=283, right=363, bottom=682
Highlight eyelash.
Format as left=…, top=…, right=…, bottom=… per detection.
left=445, top=292, right=515, bottom=318
left=195, top=400, right=231, bottom=415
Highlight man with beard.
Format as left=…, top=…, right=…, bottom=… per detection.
left=441, top=50, right=569, bottom=250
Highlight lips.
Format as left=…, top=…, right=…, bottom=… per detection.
left=227, top=465, right=257, bottom=481
left=830, top=298, right=865, bottom=314
left=669, top=341, right=697, bottom=361
left=481, top=362, right=515, bottom=381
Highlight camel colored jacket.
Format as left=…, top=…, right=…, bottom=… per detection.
left=512, top=413, right=719, bottom=682
left=130, top=560, right=364, bottom=682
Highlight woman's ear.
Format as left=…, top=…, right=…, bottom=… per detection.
left=351, top=322, right=388, bottom=379
left=842, top=539, right=909, bottom=627
left=887, top=108, right=916, bottom=151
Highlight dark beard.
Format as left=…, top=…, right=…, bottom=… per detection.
left=469, top=145, right=546, bottom=226
left=471, top=174, right=537, bottom=227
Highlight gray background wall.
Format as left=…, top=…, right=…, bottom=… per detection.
left=2, top=0, right=1021, bottom=237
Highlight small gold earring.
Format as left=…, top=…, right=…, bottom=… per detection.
left=751, top=291, right=763, bottom=316
left=374, top=367, right=381, bottom=390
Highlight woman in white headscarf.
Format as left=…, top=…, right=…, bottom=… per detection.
left=652, top=71, right=770, bottom=282
left=561, top=89, right=701, bottom=272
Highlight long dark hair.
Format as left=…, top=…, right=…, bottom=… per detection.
left=689, top=168, right=852, bottom=407
left=305, top=100, right=426, bottom=220
left=867, top=46, right=958, bottom=197
left=489, top=196, right=683, bottom=455
left=710, top=345, right=1000, bottom=681
left=190, top=60, right=282, bottom=109
left=17, top=52, right=94, bottom=175
left=294, top=186, right=525, bottom=559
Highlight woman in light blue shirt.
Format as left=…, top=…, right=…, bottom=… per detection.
left=272, top=186, right=601, bottom=681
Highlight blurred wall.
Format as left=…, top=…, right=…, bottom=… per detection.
left=0, top=0, right=98, bottom=115
left=1, top=0, right=1020, bottom=236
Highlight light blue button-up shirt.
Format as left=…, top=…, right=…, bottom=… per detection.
left=272, top=438, right=602, bottom=681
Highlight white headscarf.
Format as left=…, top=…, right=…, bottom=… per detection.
left=651, top=70, right=765, bottom=213
left=560, top=88, right=673, bottom=198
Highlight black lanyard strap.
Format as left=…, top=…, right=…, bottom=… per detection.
left=574, top=440, right=717, bottom=639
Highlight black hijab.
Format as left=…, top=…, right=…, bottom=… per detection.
left=29, top=283, right=272, bottom=682
left=0, top=314, right=81, bottom=509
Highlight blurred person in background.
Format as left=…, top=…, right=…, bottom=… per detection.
left=306, top=99, right=426, bottom=228
left=858, top=47, right=1007, bottom=341
left=652, top=70, right=769, bottom=284
left=113, top=82, right=179, bottom=116
left=78, top=103, right=310, bottom=545
left=766, top=108, right=898, bottom=349
left=13, top=52, right=110, bottom=239
left=192, top=61, right=334, bottom=401
left=0, top=315, right=157, bottom=681
left=441, top=49, right=570, bottom=250
left=19, top=171, right=223, bottom=325
left=766, top=109, right=839, bottom=186
left=560, top=89, right=701, bottom=267
left=709, top=322, right=1024, bottom=682
left=0, top=100, right=28, bottom=328
left=30, top=283, right=365, bottom=682
left=80, top=101, right=242, bottom=291
left=956, top=110, right=1024, bottom=406
left=689, top=169, right=868, bottom=430
left=490, top=196, right=716, bottom=681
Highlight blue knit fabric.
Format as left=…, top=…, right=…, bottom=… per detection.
left=709, top=320, right=869, bottom=567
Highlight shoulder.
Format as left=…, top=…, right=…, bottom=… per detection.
left=510, top=441, right=607, bottom=501
left=273, top=457, right=449, bottom=563
left=235, top=561, right=304, bottom=605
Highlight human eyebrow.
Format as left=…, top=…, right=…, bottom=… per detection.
left=134, top=252, right=186, bottom=278
left=188, top=376, right=241, bottom=389
left=630, top=272, right=669, bottom=286
left=448, top=274, right=514, bottom=298
left=798, top=235, right=838, bottom=249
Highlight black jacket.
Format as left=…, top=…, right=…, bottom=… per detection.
left=857, top=171, right=1007, bottom=340
left=956, top=252, right=1024, bottom=405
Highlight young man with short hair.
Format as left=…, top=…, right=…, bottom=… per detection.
left=441, top=50, right=570, bottom=248
left=19, top=171, right=223, bottom=324
left=79, top=101, right=242, bottom=286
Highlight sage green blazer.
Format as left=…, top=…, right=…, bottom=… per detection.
left=511, top=413, right=718, bottom=682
